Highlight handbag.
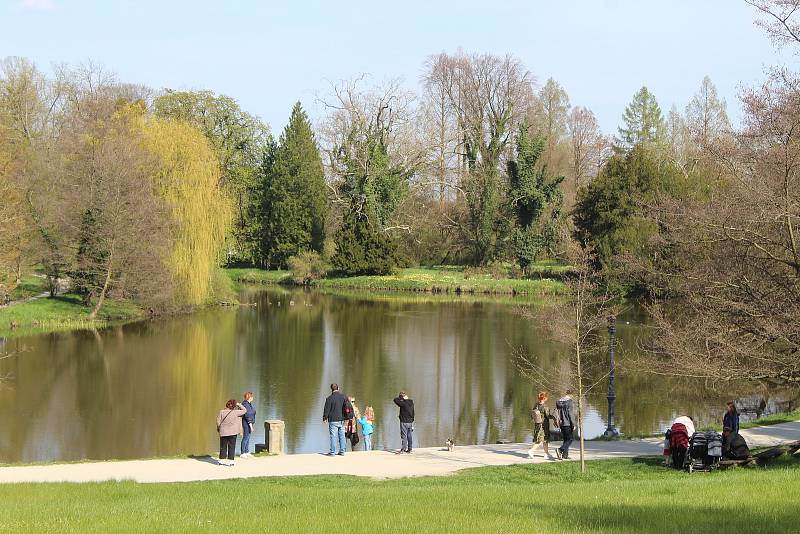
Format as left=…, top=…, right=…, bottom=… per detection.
left=216, top=409, right=233, bottom=433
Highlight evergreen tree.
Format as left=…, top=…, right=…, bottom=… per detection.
left=71, top=208, right=109, bottom=305
left=507, top=125, right=565, bottom=273
left=615, top=87, right=666, bottom=152
left=332, top=203, right=396, bottom=276
left=573, top=145, right=686, bottom=278
left=259, top=102, right=327, bottom=268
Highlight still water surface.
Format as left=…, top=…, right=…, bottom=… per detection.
left=0, top=287, right=796, bottom=463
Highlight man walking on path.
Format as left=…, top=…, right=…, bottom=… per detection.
left=555, top=389, right=576, bottom=460
left=241, top=392, right=256, bottom=458
left=323, top=383, right=348, bottom=456
left=394, top=391, right=415, bottom=453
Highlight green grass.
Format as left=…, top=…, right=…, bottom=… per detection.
left=226, top=265, right=568, bottom=297
left=697, top=409, right=800, bottom=433
left=0, top=456, right=798, bottom=532
left=0, top=293, right=144, bottom=338
left=224, top=267, right=291, bottom=288
left=6, top=274, right=49, bottom=301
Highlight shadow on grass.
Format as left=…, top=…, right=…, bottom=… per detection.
left=543, top=503, right=798, bottom=532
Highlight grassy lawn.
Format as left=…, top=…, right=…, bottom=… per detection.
left=0, top=456, right=797, bottom=532
left=226, top=264, right=568, bottom=296
left=6, top=274, right=49, bottom=301
left=0, top=294, right=144, bottom=338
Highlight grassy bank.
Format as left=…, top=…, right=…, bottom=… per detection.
left=6, top=274, right=49, bottom=301
left=226, top=265, right=568, bottom=296
left=0, top=456, right=797, bottom=532
left=0, top=294, right=144, bottom=338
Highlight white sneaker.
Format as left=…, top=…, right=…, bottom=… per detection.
left=241, top=453, right=252, bottom=458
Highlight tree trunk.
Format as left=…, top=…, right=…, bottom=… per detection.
left=576, top=343, right=586, bottom=473
left=89, top=246, right=113, bottom=320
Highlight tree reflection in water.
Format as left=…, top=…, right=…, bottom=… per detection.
left=0, top=287, right=796, bottom=462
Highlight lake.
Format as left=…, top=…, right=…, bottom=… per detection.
left=0, top=286, right=796, bottom=463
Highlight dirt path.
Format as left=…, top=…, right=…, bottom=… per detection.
left=0, top=421, right=796, bottom=484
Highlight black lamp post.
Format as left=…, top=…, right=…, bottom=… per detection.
left=603, top=314, right=620, bottom=438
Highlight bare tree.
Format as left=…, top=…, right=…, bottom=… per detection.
left=747, top=0, right=800, bottom=49
left=567, top=106, right=603, bottom=189
left=639, top=69, right=800, bottom=384
left=515, top=241, right=619, bottom=472
left=424, top=52, right=535, bottom=262
left=421, top=53, right=461, bottom=206
left=57, top=104, right=171, bottom=317
left=685, top=76, right=731, bottom=152
left=318, top=76, right=424, bottom=233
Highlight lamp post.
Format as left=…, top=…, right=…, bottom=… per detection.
left=603, top=314, right=620, bottom=438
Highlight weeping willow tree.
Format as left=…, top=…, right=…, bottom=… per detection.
left=142, top=118, right=232, bottom=306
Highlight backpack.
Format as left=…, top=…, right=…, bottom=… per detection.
left=531, top=406, right=544, bottom=424
left=342, top=397, right=354, bottom=420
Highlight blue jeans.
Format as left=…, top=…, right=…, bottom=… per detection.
left=328, top=421, right=346, bottom=454
left=400, top=422, right=414, bottom=451
left=363, top=433, right=373, bottom=451
left=241, top=420, right=252, bottom=454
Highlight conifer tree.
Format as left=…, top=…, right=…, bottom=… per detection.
left=615, top=86, right=666, bottom=151
left=259, top=102, right=327, bottom=268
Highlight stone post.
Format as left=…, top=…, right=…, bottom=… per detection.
left=264, top=420, right=285, bottom=455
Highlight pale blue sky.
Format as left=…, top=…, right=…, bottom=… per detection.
left=1, top=0, right=791, bottom=135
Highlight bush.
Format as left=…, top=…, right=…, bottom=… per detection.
left=288, top=251, right=327, bottom=285
left=331, top=211, right=396, bottom=276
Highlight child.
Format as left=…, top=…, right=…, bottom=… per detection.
left=359, top=406, right=376, bottom=451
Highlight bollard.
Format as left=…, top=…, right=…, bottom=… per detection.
left=264, top=420, right=285, bottom=455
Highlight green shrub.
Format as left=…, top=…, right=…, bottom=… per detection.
left=288, top=251, right=327, bottom=285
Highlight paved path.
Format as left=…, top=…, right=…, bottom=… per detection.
left=1, top=421, right=797, bottom=484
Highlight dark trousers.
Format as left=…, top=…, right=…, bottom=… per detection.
left=219, top=435, right=237, bottom=460
left=559, top=425, right=574, bottom=457
left=400, top=422, right=414, bottom=451
left=672, top=447, right=687, bottom=469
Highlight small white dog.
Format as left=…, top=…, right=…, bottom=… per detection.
left=446, top=438, right=455, bottom=452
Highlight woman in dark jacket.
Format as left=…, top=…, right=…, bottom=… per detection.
left=723, top=402, right=740, bottom=434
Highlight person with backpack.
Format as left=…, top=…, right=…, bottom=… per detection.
left=322, top=383, right=351, bottom=456
left=216, top=399, right=247, bottom=466
left=723, top=402, right=740, bottom=434
left=528, top=391, right=556, bottom=460
left=554, top=389, right=576, bottom=460
left=346, top=397, right=361, bottom=450
left=240, top=391, right=256, bottom=458
left=394, top=391, right=415, bottom=453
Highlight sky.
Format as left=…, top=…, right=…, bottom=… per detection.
left=1, top=0, right=793, bottom=135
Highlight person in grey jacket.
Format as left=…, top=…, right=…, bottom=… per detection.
left=555, top=389, right=576, bottom=460
left=216, top=399, right=247, bottom=466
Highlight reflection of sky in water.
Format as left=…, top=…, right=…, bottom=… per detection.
left=0, top=287, right=797, bottom=463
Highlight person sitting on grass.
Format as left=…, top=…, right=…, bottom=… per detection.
left=722, top=426, right=750, bottom=460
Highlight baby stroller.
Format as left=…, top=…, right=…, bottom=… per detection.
left=686, top=431, right=723, bottom=473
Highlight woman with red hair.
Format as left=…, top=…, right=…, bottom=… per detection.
left=528, top=391, right=556, bottom=460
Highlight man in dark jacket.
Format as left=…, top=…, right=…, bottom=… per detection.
left=394, top=391, right=415, bottom=453
left=555, top=389, right=576, bottom=460
left=722, top=427, right=750, bottom=460
left=323, top=383, right=348, bottom=456
left=241, top=391, right=256, bottom=457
